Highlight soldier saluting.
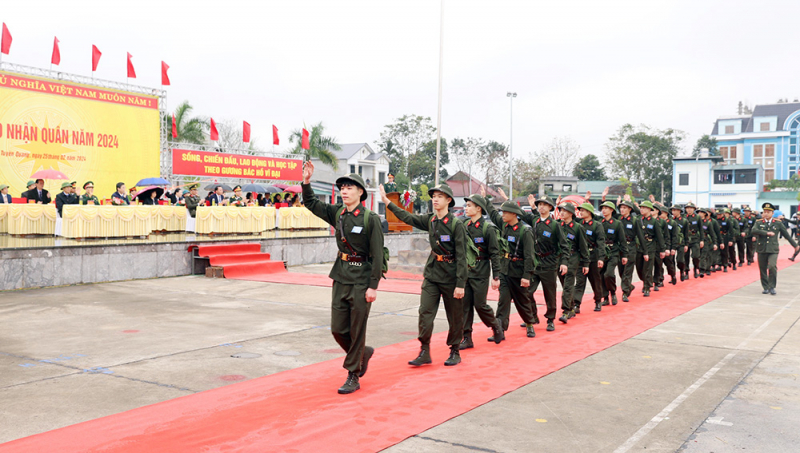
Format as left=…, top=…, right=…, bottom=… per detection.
left=380, top=183, right=468, bottom=367
left=302, top=161, right=384, bottom=394
left=751, top=202, right=800, bottom=295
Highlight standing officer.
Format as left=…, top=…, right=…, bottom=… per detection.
left=459, top=194, right=506, bottom=349
left=637, top=201, right=665, bottom=296
left=381, top=183, right=467, bottom=367
left=751, top=203, right=800, bottom=295
left=485, top=200, right=539, bottom=338
left=184, top=185, right=202, bottom=218
left=618, top=199, right=646, bottom=302
left=670, top=205, right=689, bottom=281
left=303, top=162, right=384, bottom=394
left=599, top=201, right=628, bottom=308
left=731, top=207, right=748, bottom=267
left=684, top=203, right=705, bottom=279
left=383, top=174, right=398, bottom=193
left=742, top=206, right=758, bottom=265
left=557, top=203, right=589, bottom=326
left=574, top=202, right=606, bottom=313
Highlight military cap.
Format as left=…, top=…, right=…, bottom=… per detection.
left=657, top=204, right=669, bottom=213
left=697, top=207, right=708, bottom=214
left=684, top=202, right=696, bottom=208
left=762, top=202, right=775, bottom=211
left=60, top=182, right=72, bottom=189
left=577, top=202, right=595, bottom=214
left=26, top=180, right=35, bottom=187
left=336, top=173, right=369, bottom=201
left=0, top=184, right=8, bottom=190
left=500, top=200, right=524, bottom=216
left=732, top=207, right=742, bottom=214
left=535, top=195, right=556, bottom=209
left=387, top=173, right=394, bottom=178
left=619, top=200, right=636, bottom=209
left=83, top=181, right=94, bottom=189
left=232, top=185, right=242, bottom=192
left=743, top=206, right=752, bottom=211
left=600, top=201, right=617, bottom=211
left=640, top=200, right=655, bottom=210
left=71, top=181, right=77, bottom=186
left=558, top=202, right=576, bottom=215
left=670, top=205, right=683, bottom=212
left=722, top=208, right=731, bottom=214
left=188, top=184, right=199, bottom=190
left=464, top=194, right=489, bottom=213
left=427, top=183, right=455, bottom=207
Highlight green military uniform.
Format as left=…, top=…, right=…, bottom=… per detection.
left=229, top=186, right=245, bottom=207
left=698, top=209, right=718, bottom=276
left=557, top=203, right=590, bottom=321
left=732, top=209, right=748, bottom=266
left=684, top=204, right=705, bottom=278
left=486, top=201, right=538, bottom=336
left=635, top=201, right=665, bottom=296
left=574, top=203, right=607, bottom=312
left=80, top=194, right=100, bottom=205
left=302, top=173, right=384, bottom=393
left=388, top=183, right=468, bottom=366
left=653, top=206, right=670, bottom=287
left=184, top=192, right=202, bottom=218
left=618, top=201, right=647, bottom=299
left=55, top=182, right=79, bottom=217
left=742, top=209, right=758, bottom=264
left=671, top=207, right=689, bottom=281
left=719, top=210, right=739, bottom=271
left=751, top=203, right=799, bottom=294
left=710, top=213, right=723, bottom=272
left=599, top=201, right=628, bottom=306
left=382, top=178, right=398, bottom=193
left=661, top=206, right=681, bottom=285
left=459, top=195, right=505, bottom=348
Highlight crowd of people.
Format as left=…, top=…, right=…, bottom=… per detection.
left=0, top=179, right=303, bottom=219
left=299, top=161, right=800, bottom=395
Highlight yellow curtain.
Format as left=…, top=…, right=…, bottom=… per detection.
left=8, top=205, right=57, bottom=235
left=0, top=204, right=9, bottom=234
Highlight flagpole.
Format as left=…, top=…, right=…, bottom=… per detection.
left=434, top=0, right=445, bottom=186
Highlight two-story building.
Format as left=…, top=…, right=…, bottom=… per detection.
left=672, top=153, right=763, bottom=209
left=309, top=143, right=391, bottom=212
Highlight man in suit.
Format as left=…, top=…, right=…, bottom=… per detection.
left=205, top=186, right=228, bottom=206
left=111, top=182, right=131, bottom=205
left=24, top=179, right=51, bottom=204
left=0, top=184, right=12, bottom=203
left=55, top=182, right=79, bottom=217
left=22, top=180, right=35, bottom=198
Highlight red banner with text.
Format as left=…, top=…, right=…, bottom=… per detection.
left=172, top=148, right=302, bottom=181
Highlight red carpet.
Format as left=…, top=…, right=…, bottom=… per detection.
left=3, top=246, right=796, bottom=453
left=195, top=243, right=286, bottom=278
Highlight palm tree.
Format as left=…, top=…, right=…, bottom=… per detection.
left=289, top=122, right=341, bottom=170
left=164, top=101, right=208, bottom=145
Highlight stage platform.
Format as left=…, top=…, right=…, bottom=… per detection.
left=0, top=231, right=426, bottom=292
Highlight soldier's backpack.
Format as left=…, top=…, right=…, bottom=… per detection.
left=336, top=206, right=390, bottom=278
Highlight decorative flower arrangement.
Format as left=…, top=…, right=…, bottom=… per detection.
left=401, top=189, right=417, bottom=208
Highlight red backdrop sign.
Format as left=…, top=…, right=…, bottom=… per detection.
left=172, top=149, right=302, bottom=181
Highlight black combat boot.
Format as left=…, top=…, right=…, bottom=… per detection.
left=611, top=294, right=619, bottom=305
left=444, top=348, right=461, bottom=366
left=546, top=320, right=555, bottom=331
left=459, top=334, right=474, bottom=350
left=359, top=346, right=374, bottom=377
left=338, top=372, right=360, bottom=394
left=408, top=348, right=432, bottom=366
left=594, top=301, right=602, bottom=312
left=491, top=319, right=505, bottom=344
left=526, top=323, right=536, bottom=338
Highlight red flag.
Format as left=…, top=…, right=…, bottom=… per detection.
left=1, top=23, right=11, bottom=55
left=243, top=121, right=251, bottom=143
left=171, top=115, right=178, bottom=139
left=126, top=52, right=136, bottom=78
left=51, top=37, right=60, bottom=65
left=272, top=125, right=279, bottom=145
left=301, top=128, right=310, bottom=150
left=210, top=118, right=219, bottom=141
left=91, top=45, right=102, bottom=71
left=161, top=61, right=170, bottom=85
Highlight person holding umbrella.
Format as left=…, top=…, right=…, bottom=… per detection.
left=80, top=182, right=99, bottom=205
left=136, top=186, right=165, bottom=205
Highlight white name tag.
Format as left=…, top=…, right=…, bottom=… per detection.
left=351, top=226, right=363, bottom=234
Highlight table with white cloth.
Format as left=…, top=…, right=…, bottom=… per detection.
left=61, top=205, right=154, bottom=238
left=151, top=205, right=188, bottom=232
left=195, top=206, right=276, bottom=234
left=277, top=207, right=330, bottom=229
left=8, top=204, right=57, bottom=235
left=0, top=204, right=9, bottom=234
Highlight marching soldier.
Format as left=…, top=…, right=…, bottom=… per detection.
left=651, top=202, right=669, bottom=288
left=710, top=208, right=723, bottom=272
left=698, top=208, right=719, bottom=277
left=720, top=208, right=739, bottom=271
left=303, top=162, right=384, bottom=394
left=657, top=205, right=679, bottom=285
left=618, top=199, right=646, bottom=302
left=670, top=205, right=689, bottom=281
left=636, top=201, right=665, bottom=297
left=381, top=182, right=468, bottom=367
left=751, top=202, right=800, bottom=295
left=574, top=203, right=607, bottom=313
left=458, top=194, right=506, bottom=349
left=684, top=203, right=705, bottom=279
left=731, top=207, right=748, bottom=267
left=742, top=206, right=758, bottom=265
left=599, top=201, right=628, bottom=308
left=556, top=203, right=589, bottom=325
left=485, top=200, right=539, bottom=338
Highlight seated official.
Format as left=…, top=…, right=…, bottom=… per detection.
left=229, top=185, right=245, bottom=207
left=22, top=180, right=36, bottom=198
left=24, top=179, right=51, bottom=204
left=0, top=184, right=12, bottom=203
left=140, top=190, right=159, bottom=206
left=55, top=182, right=79, bottom=217
left=183, top=185, right=201, bottom=217
left=111, top=182, right=132, bottom=205
left=205, top=186, right=227, bottom=206
left=80, top=181, right=100, bottom=205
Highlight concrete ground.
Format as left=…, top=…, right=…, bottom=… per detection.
left=1, top=260, right=799, bottom=452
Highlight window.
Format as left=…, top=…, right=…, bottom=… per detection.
left=358, top=165, right=363, bottom=175
left=760, top=122, right=770, bottom=132
left=765, top=169, right=775, bottom=182
left=562, top=184, right=572, bottom=192
left=544, top=184, right=554, bottom=191
left=725, top=125, right=734, bottom=134
left=720, top=146, right=737, bottom=164
left=350, top=165, right=356, bottom=174
left=765, top=144, right=775, bottom=157
left=714, top=170, right=733, bottom=184
left=379, top=172, right=385, bottom=185
left=790, top=157, right=797, bottom=162
left=789, top=165, right=797, bottom=175
left=679, top=173, right=689, bottom=186
left=753, top=144, right=775, bottom=175
left=737, top=169, right=757, bottom=184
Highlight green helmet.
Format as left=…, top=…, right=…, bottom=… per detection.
left=464, top=194, right=488, bottom=213
left=428, top=183, right=455, bottom=207
left=500, top=200, right=524, bottom=216
left=336, top=173, right=369, bottom=201
left=640, top=200, right=655, bottom=210
left=578, top=202, right=595, bottom=214
left=558, top=202, right=576, bottom=215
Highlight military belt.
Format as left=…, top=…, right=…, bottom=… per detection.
left=536, top=250, right=554, bottom=258
left=340, top=252, right=368, bottom=263
left=503, top=253, right=523, bottom=262
left=432, top=251, right=455, bottom=263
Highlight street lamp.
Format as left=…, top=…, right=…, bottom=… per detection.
left=507, top=92, right=517, bottom=199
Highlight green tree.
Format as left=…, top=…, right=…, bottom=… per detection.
left=692, top=134, right=719, bottom=157
left=605, top=124, right=685, bottom=203
left=512, top=157, right=546, bottom=198
left=573, top=154, right=607, bottom=180
left=407, top=138, right=449, bottom=186
left=165, top=101, right=207, bottom=144
left=289, top=122, right=341, bottom=170
left=378, top=114, right=437, bottom=175
left=766, top=173, right=800, bottom=191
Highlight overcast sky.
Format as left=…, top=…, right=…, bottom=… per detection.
left=3, top=0, right=799, bottom=164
